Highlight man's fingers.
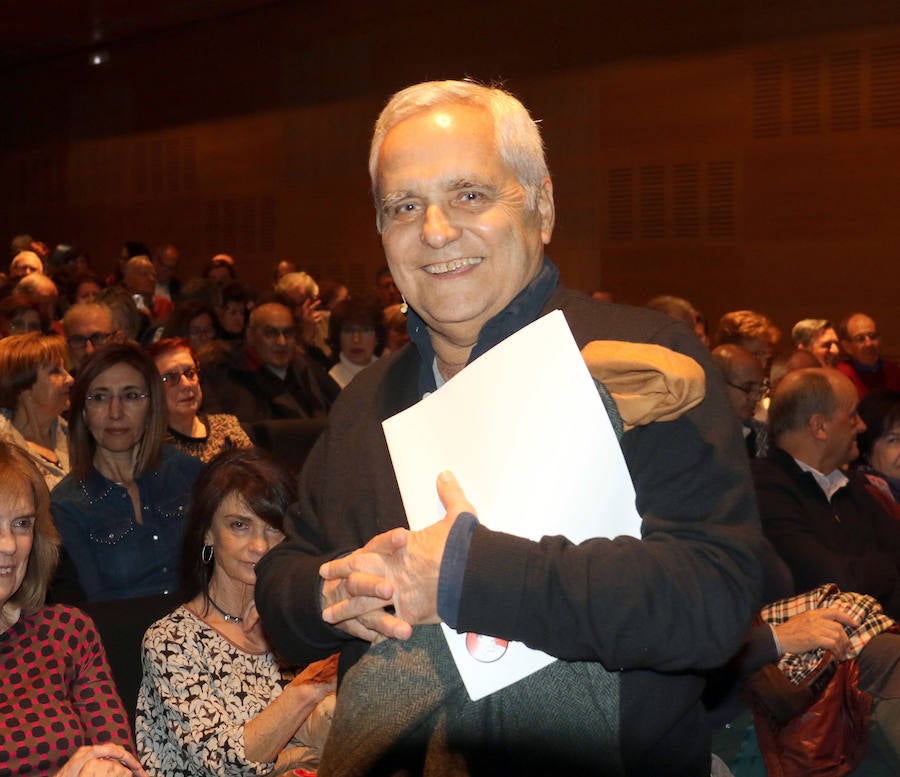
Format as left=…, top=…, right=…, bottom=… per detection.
left=363, top=527, right=409, bottom=554
left=322, top=592, right=393, bottom=625
left=821, top=607, right=860, bottom=629
left=436, top=470, right=474, bottom=516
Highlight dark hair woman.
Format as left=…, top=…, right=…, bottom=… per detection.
left=136, top=448, right=336, bottom=776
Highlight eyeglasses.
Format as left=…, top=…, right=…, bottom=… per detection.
left=85, top=391, right=150, bottom=406
left=850, top=332, right=879, bottom=344
left=67, top=332, right=113, bottom=349
left=258, top=326, right=296, bottom=341
left=160, top=367, right=199, bottom=385
left=9, top=320, right=42, bottom=334
left=726, top=379, right=768, bottom=399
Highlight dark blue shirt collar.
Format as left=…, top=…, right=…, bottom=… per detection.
left=406, top=256, right=560, bottom=396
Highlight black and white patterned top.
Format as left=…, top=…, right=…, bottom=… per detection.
left=135, top=606, right=328, bottom=776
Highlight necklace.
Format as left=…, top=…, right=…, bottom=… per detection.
left=207, top=594, right=243, bottom=624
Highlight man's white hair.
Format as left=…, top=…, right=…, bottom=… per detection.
left=368, top=80, right=549, bottom=232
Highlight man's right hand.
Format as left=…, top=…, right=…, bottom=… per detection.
left=319, top=529, right=414, bottom=643
left=773, top=606, right=859, bottom=659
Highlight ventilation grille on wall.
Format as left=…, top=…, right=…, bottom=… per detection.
left=753, top=43, right=900, bottom=137
left=133, top=136, right=198, bottom=196
left=608, top=161, right=736, bottom=241
left=206, top=195, right=275, bottom=256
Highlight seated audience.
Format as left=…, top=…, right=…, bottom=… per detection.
left=752, top=368, right=900, bottom=619
left=200, top=300, right=339, bottom=423
left=62, top=302, right=119, bottom=373
left=768, top=348, right=821, bottom=394
left=0, top=333, right=73, bottom=488
left=16, top=272, right=60, bottom=331
left=51, top=344, right=204, bottom=602
left=645, top=294, right=707, bottom=345
left=838, top=313, right=900, bottom=397
left=857, top=389, right=900, bottom=514
left=791, top=318, right=840, bottom=367
left=327, top=297, right=384, bottom=389
left=381, top=302, right=410, bottom=355
left=715, top=309, right=781, bottom=374
left=202, top=255, right=237, bottom=288
left=9, top=249, right=43, bottom=280
left=0, top=293, right=42, bottom=337
left=374, top=265, right=402, bottom=308
left=160, top=300, right=219, bottom=352
left=151, top=243, right=181, bottom=303
left=122, top=256, right=172, bottom=328
left=214, top=281, right=250, bottom=344
left=711, top=343, right=768, bottom=458
left=99, top=287, right=146, bottom=343
left=0, top=440, right=145, bottom=777
left=137, top=448, right=336, bottom=776
left=275, top=271, right=331, bottom=360
left=74, top=271, right=103, bottom=306
left=146, top=338, right=252, bottom=462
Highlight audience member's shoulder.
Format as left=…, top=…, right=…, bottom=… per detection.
left=159, top=445, right=206, bottom=477
left=31, top=603, right=100, bottom=638
left=142, top=603, right=193, bottom=645
left=50, top=472, right=82, bottom=502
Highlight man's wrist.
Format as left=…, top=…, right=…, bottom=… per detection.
left=437, top=512, right=479, bottom=628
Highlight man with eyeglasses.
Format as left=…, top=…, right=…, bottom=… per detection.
left=712, top=344, right=770, bottom=458
left=62, top=303, right=121, bottom=372
left=837, top=313, right=900, bottom=398
left=200, top=299, right=339, bottom=424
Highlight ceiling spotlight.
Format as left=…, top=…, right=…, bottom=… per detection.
left=90, top=50, right=110, bottom=66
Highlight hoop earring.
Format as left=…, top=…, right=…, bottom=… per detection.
left=399, top=296, right=408, bottom=315
left=201, top=544, right=214, bottom=564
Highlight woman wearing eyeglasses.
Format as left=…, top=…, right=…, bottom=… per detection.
left=145, top=338, right=252, bottom=463
left=50, top=343, right=204, bottom=602
left=0, top=333, right=73, bottom=489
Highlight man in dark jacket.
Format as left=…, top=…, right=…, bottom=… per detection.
left=256, top=80, right=763, bottom=776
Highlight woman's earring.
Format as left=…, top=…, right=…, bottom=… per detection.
left=399, top=296, right=408, bottom=315
left=201, top=544, right=214, bottom=564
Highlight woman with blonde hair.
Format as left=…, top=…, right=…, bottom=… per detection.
left=0, top=440, right=145, bottom=777
left=0, top=332, right=73, bottom=488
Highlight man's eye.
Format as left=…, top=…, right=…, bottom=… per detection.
left=390, top=202, right=419, bottom=220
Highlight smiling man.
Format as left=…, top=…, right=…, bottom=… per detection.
left=255, top=80, right=763, bottom=776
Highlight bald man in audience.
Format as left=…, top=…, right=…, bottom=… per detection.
left=9, top=250, right=43, bottom=280
left=837, top=313, right=900, bottom=398
left=791, top=318, right=840, bottom=367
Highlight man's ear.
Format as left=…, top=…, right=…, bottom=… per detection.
left=537, top=178, right=555, bottom=245
left=809, top=412, right=829, bottom=441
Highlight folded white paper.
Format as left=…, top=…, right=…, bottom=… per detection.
left=382, top=309, right=641, bottom=700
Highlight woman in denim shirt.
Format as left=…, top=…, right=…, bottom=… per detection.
left=51, top=344, right=204, bottom=602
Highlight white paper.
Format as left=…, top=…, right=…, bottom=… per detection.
left=382, top=310, right=641, bottom=700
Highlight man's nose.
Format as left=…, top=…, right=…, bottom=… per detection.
left=421, top=204, right=459, bottom=248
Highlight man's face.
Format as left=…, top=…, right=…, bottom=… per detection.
left=809, top=327, right=840, bottom=368
left=247, top=304, right=295, bottom=369
left=153, top=246, right=179, bottom=282
left=9, top=252, right=42, bottom=280
left=65, top=309, right=115, bottom=368
left=823, top=373, right=866, bottom=469
left=842, top=314, right=880, bottom=366
left=123, top=257, right=157, bottom=296
left=376, top=104, right=554, bottom=346
left=724, top=356, right=766, bottom=421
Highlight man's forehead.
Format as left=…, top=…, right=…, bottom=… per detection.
left=254, top=304, right=292, bottom=325
left=847, top=315, right=876, bottom=334
left=70, top=310, right=112, bottom=331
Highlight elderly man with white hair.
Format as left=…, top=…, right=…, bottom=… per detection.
left=256, top=80, right=763, bottom=776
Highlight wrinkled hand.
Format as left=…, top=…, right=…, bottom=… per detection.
left=320, top=471, right=475, bottom=637
left=318, top=529, right=412, bottom=643
left=774, top=607, right=859, bottom=660
left=292, top=653, right=339, bottom=691
left=55, top=744, right=147, bottom=777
